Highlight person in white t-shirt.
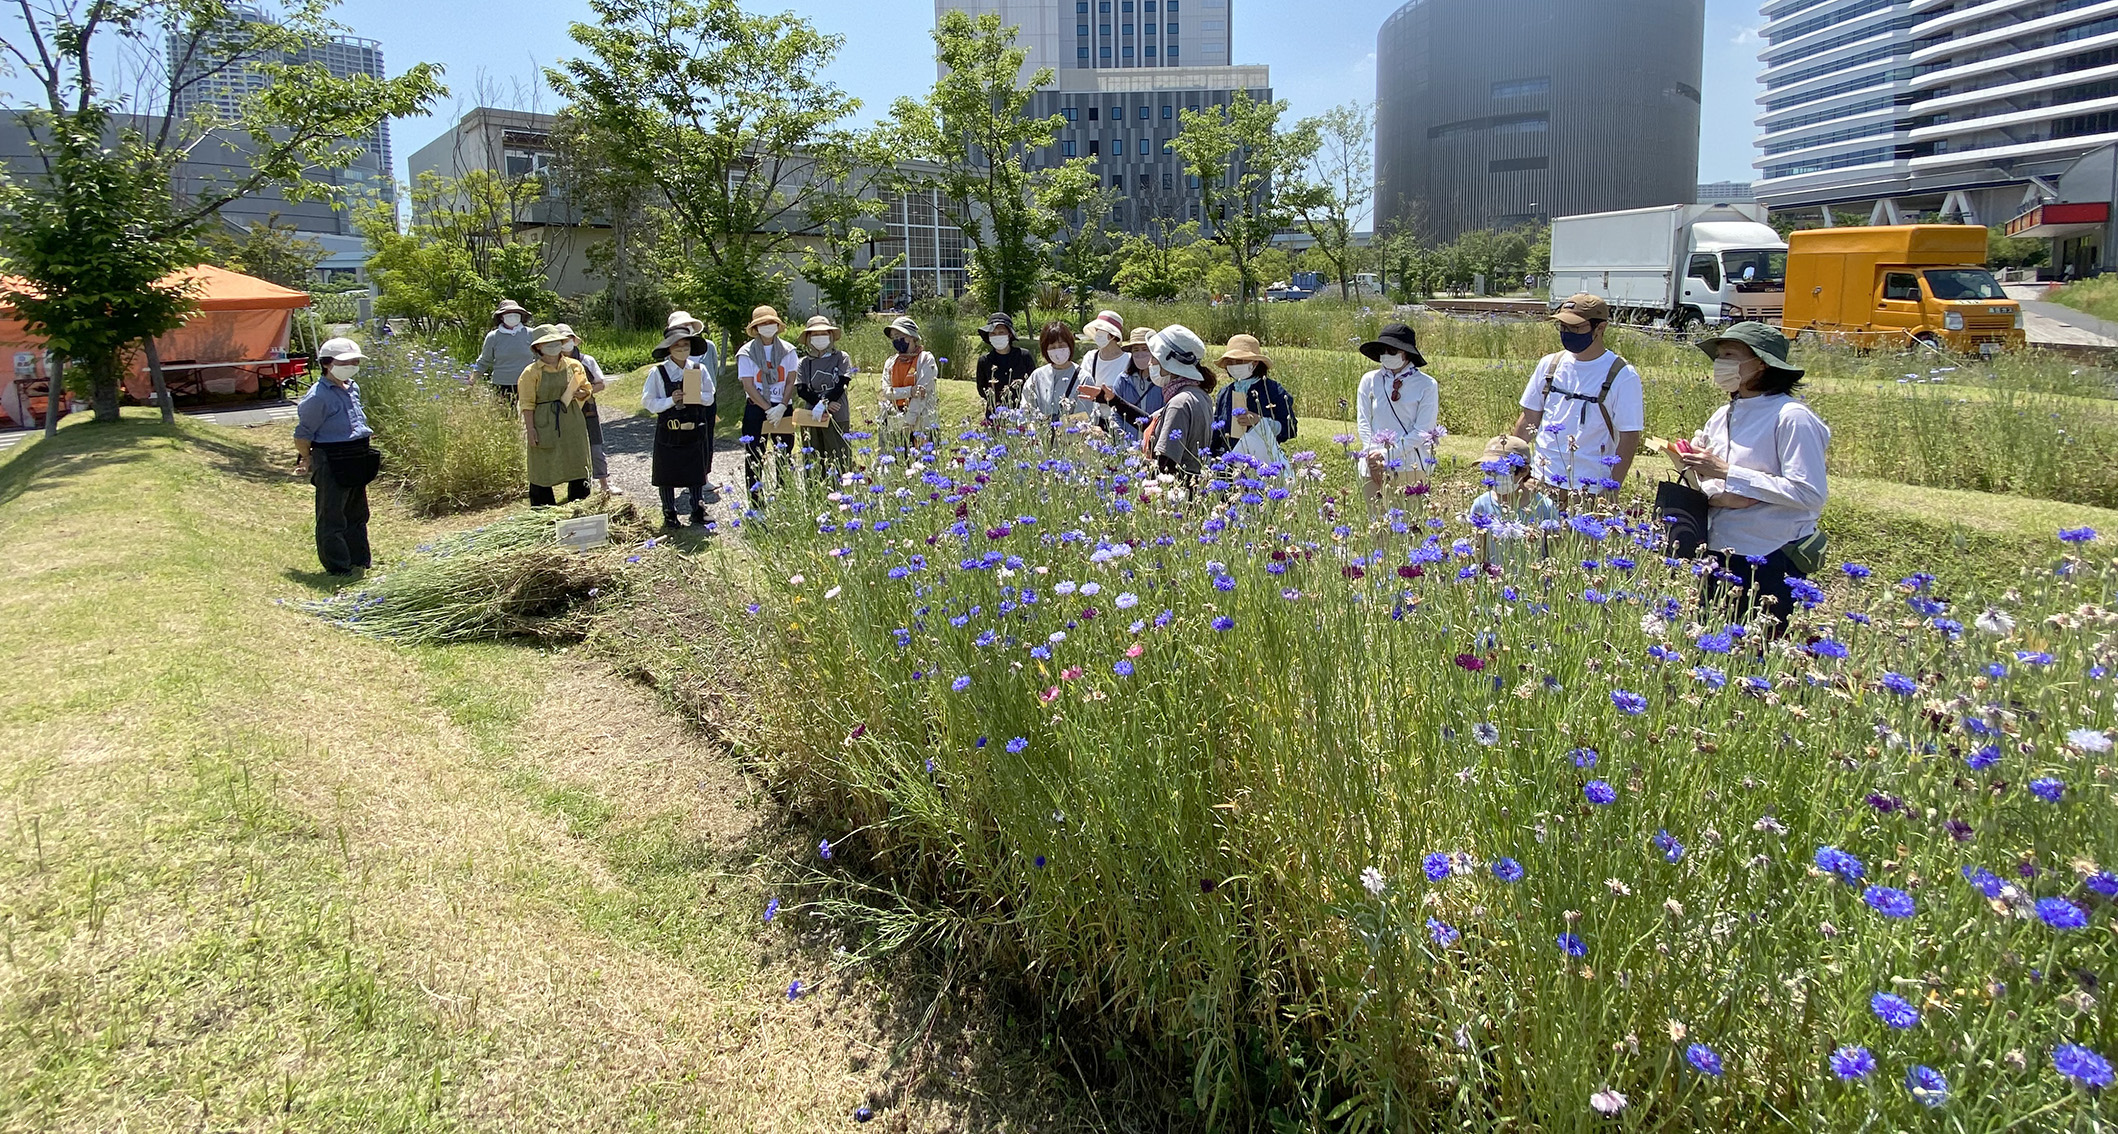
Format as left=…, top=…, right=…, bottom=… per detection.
left=1511, top=293, right=1645, bottom=502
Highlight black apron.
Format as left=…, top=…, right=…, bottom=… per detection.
left=650, top=362, right=713, bottom=488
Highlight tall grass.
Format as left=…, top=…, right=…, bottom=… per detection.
left=721, top=419, right=2116, bottom=1131
left=353, top=342, right=524, bottom=514
left=2050, top=275, right=2118, bottom=327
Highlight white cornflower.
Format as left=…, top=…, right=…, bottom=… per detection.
left=823, top=586, right=842, bottom=600
left=2069, top=728, right=2113, bottom=753
left=1589, top=1089, right=1628, bottom=1115
left=1360, top=866, right=1386, bottom=896
left=1640, top=612, right=1669, bottom=638
left=1975, top=608, right=2016, bottom=636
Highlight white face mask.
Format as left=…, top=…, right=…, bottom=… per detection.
left=1379, top=353, right=1409, bottom=372
left=1711, top=358, right=1748, bottom=393
left=756, top=323, right=780, bottom=340
left=1226, top=363, right=1255, bottom=382
left=1150, top=367, right=1169, bottom=388
left=989, top=335, right=1011, bottom=350
left=329, top=362, right=360, bottom=381
left=1092, top=331, right=1114, bottom=349
left=809, top=335, right=834, bottom=351
left=1047, top=347, right=1072, bottom=366
left=537, top=343, right=564, bottom=358
left=501, top=314, right=522, bottom=329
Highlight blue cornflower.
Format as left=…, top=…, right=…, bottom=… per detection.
left=2038, top=897, right=2090, bottom=930
left=1034, top=855, right=1047, bottom=868
left=2087, top=872, right=2118, bottom=898
left=1556, top=932, right=1587, bottom=957
left=1584, top=780, right=1617, bottom=805
left=1966, top=744, right=2001, bottom=770
left=1829, top=1045, right=1875, bottom=1080
left=2029, top=777, right=2065, bottom=802
left=1842, top=563, right=1872, bottom=579
left=1961, top=866, right=2005, bottom=898
left=1211, top=616, right=1235, bottom=632
left=764, top=897, right=780, bottom=923
left=1871, top=992, right=1920, bottom=1029
left=1154, top=609, right=1175, bottom=628
left=2015, top=650, right=2055, bottom=666
left=1611, top=689, right=1648, bottom=715
left=1568, top=747, right=1598, bottom=768
left=1426, top=918, right=1460, bottom=946
left=951, top=675, right=972, bottom=692
left=2058, top=526, right=2099, bottom=543
left=1905, top=1064, right=1948, bottom=1108
left=1423, top=852, right=1452, bottom=881
left=1006, top=736, right=1028, bottom=753
left=1697, top=632, right=1733, bottom=654
left=787, top=979, right=802, bottom=1000
left=1115, top=591, right=1139, bottom=609
left=1809, top=637, right=1849, bottom=659
left=1815, top=846, right=1865, bottom=884
left=1863, top=886, right=1916, bottom=918
left=1685, top=1043, right=1723, bottom=1076
left=819, top=839, right=833, bottom=861
left=1113, top=659, right=1134, bottom=677
left=1491, top=857, right=1525, bottom=883
left=2054, top=1043, right=2115, bottom=1089
left=1879, top=672, right=1918, bottom=695
left=1652, top=830, right=1686, bottom=863
left=1691, top=665, right=1727, bottom=690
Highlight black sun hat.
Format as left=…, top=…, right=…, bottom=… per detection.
left=1359, top=323, right=1426, bottom=368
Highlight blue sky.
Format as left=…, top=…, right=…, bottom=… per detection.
left=317, top=0, right=1768, bottom=185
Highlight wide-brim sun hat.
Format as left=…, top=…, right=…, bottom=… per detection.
left=1150, top=324, right=1208, bottom=381
left=492, top=298, right=529, bottom=325
left=317, top=336, right=365, bottom=363
left=1218, top=333, right=1269, bottom=365
left=529, top=323, right=571, bottom=349
left=652, top=330, right=709, bottom=362
left=802, top=314, right=842, bottom=339
left=746, top=305, right=785, bottom=334
left=1121, top=326, right=1156, bottom=350
left=1358, top=323, right=1427, bottom=367
left=666, top=309, right=704, bottom=334
left=553, top=322, right=579, bottom=342
left=1694, top=321, right=1803, bottom=378
left=1084, top=315, right=1125, bottom=343
left=886, top=315, right=921, bottom=340
left=983, top=312, right=1016, bottom=334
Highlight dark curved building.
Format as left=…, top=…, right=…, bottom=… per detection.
left=1375, top=0, right=1704, bottom=242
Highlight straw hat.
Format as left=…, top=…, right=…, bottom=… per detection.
left=886, top=315, right=921, bottom=340
left=665, top=309, right=704, bottom=336
left=529, top=323, right=571, bottom=349
left=1121, top=326, right=1156, bottom=351
left=802, top=314, right=842, bottom=341
left=1218, top=333, right=1269, bottom=365
left=745, top=305, right=785, bottom=334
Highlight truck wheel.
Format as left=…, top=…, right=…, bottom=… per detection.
left=1911, top=332, right=1944, bottom=353
left=1673, top=309, right=1702, bottom=334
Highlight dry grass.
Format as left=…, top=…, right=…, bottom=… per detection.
left=0, top=412, right=1089, bottom=1132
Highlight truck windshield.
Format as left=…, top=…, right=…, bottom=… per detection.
left=1721, top=250, right=1787, bottom=290
left=1923, top=269, right=2006, bottom=300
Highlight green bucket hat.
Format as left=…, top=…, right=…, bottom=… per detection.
left=1695, top=321, right=1801, bottom=377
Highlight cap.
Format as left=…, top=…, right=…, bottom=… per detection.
left=1550, top=293, right=1611, bottom=328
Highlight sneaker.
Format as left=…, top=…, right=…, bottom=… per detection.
left=602, top=482, right=624, bottom=496
left=662, top=511, right=683, bottom=530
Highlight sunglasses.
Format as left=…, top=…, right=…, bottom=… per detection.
left=1390, top=377, right=1403, bottom=401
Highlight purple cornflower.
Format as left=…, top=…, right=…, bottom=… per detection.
left=2029, top=777, right=2065, bottom=803
left=2058, top=526, right=2099, bottom=543
left=787, top=979, right=803, bottom=1000
left=1685, top=1043, right=1723, bottom=1077
left=2054, top=1043, right=2114, bottom=1089
left=2038, top=897, right=2090, bottom=930
left=763, top=897, right=780, bottom=923
left=1211, top=616, right=1235, bottom=632
left=952, top=674, right=972, bottom=692
left=1611, top=689, right=1648, bottom=715
left=819, top=839, right=833, bottom=861
left=1905, top=1065, right=1948, bottom=1108
left=1584, top=780, right=1617, bottom=805
left=1113, top=659, right=1134, bottom=677
left=1568, top=747, right=1599, bottom=768
left=1879, top=672, right=1918, bottom=696
left=1006, top=736, right=1028, bottom=753
left=1556, top=932, right=1587, bottom=957
left=1871, top=992, right=1920, bottom=1029
left=1426, top=918, right=1460, bottom=946
left=1863, top=886, right=1916, bottom=918
left=1961, top=866, right=2004, bottom=898
left=1491, top=857, right=1525, bottom=883
left=1815, top=846, right=1865, bottom=884
left=1829, top=1045, right=1875, bottom=1080
left=1423, top=852, right=1452, bottom=881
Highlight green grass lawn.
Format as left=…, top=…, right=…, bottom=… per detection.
left=0, top=412, right=1080, bottom=1132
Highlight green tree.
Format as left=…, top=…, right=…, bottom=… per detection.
left=0, top=0, right=442, bottom=423
left=550, top=108, right=661, bottom=330
left=1042, top=164, right=1122, bottom=328
left=798, top=128, right=906, bottom=326
left=199, top=214, right=326, bottom=290
left=1284, top=101, right=1372, bottom=300
left=1170, top=89, right=1314, bottom=322
left=891, top=11, right=1089, bottom=322
left=1114, top=215, right=1203, bottom=303
left=1988, top=226, right=2049, bottom=270
left=548, top=0, right=860, bottom=343
left=355, top=170, right=557, bottom=330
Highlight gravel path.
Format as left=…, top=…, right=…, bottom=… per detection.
left=600, top=409, right=746, bottom=510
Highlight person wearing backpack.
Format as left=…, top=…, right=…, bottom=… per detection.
left=1675, top=322, right=1830, bottom=632
left=1511, top=293, right=1645, bottom=506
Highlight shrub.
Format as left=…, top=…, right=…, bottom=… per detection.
left=353, top=341, right=524, bottom=514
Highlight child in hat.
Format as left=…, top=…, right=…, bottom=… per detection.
left=474, top=299, right=536, bottom=402
left=1469, top=434, right=1559, bottom=569
left=642, top=319, right=720, bottom=528
left=519, top=324, right=595, bottom=507
left=975, top=313, right=1035, bottom=421
left=795, top=314, right=853, bottom=466
left=1354, top=322, right=1440, bottom=500
left=879, top=315, right=939, bottom=439
left=738, top=305, right=799, bottom=506
left=1212, top=334, right=1296, bottom=464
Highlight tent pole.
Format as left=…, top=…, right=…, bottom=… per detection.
left=142, top=337, right=177, bottom=426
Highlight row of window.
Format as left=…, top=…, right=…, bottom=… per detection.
left=1060, top=138, right=1178, bottom=157
left=1761, top=143, right=1902, bottom=179
left=1078, top=0, right=1177, bottom=10
left=1760, top=117, right=1898, bottom=156
left=1912, top=0, right=2106, bottom=52
left=1081, top=23, right=1179, bottom=35
left=1491, top=77, right=1549, bottom=99
left=1763, top=40, right=1904, bottom=93
left=1082, top=44, right=1180, bottom=58
left=1766, top=0, right=1896, bottom=47
left=1428, top=112, right=1549, bottom=140
left=1061, top=104, right=1188, bottom=121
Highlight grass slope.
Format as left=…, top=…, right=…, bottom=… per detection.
left=0, top=412, right=1080, bottom=1132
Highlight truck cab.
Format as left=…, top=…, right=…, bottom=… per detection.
left=1783, top=225, right=2025, bottom=354
left=1679, top=227, right=1789, bottom=325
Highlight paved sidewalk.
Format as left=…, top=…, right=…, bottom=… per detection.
left=2005, top=283, right=2118, bottom=349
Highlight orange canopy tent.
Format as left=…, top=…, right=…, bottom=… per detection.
left=0, top=264, right=312, bottom=426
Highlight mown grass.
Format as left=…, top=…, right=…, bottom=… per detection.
left=0, top=414, right=1085, bottom=1131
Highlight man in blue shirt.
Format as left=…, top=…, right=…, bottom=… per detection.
left=293, top=338, right=377, bottom=576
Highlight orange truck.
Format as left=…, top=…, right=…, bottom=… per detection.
left=1781, top=225, right=2025, bottom=355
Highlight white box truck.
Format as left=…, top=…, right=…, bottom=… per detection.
left=1548, top=204, right=1788, bottom=330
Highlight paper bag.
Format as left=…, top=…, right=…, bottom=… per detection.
left=681, top=370, right=705, bottom=406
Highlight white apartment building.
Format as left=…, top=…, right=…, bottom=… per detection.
left=1753, top=0, right=2118, bottom=226
left=935, top=0, right=1235, bottom=84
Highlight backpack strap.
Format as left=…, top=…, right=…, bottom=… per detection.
left=1593, top=353, right=1627, bottom=440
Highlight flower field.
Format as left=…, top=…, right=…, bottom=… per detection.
left=723, top=415, right=2117, bottom=1130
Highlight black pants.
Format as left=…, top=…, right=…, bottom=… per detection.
left=741, top=403, right=795, bottom=504
left=529, top=480, right=591, bottom=507
left=311, top=444, right=372, bottom=574
left=1707, top=547, right=1803, bottom=633
left=659, top=485, right=708, bottom=515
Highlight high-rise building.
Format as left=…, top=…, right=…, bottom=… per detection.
left=1752, top=1, right=2118, bottom=225
left=1698, top=180, right=1759, bottom=204
left=935, top=0, right=1234, bottom=83
left=168, top=3, right=392, bottom=229
left=1374, top=0, right=1704, bottom=243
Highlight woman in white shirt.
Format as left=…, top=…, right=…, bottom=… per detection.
left=1353, top=323, right=1440, bottom=500
left=1019, top=321, right=1094, bottom=430
left=1676, top=322, right=1829, bottom=631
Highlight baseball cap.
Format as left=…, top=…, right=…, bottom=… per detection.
left=1550, top=293, right=1611, bottom=328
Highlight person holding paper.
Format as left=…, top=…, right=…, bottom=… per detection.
left=738, top=305, right=799, bottom=507
left=1019, top=321, right=1094, bottom=430
left=643, top=323, right=719, bottom=529
left=1212, top=334, right=1295, bottom=464
left=518, top=325, right=595, bottom=507
left=795, top=314, right=853, bottom=467
left=878, top=315, right=939, bottom=441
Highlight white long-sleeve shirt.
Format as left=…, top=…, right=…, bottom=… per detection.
left=642, top=357, right=716, bottom=414
left=1354, top=366, right=1439, bottom=478
left=1691, top=393, right=1830, bottom=558
left=1020, top=363, right=1093, bottom=422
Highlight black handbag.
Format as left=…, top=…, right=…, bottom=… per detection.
left=325, top=446, right=382, bottom=488
left=1655, top=478, right=1711, bottom=560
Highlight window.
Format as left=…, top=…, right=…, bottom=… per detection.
left=1167, top=1, right=1177, bottom=8
left=1079, top=46, right=1090, bottom=57
left=1687, top=254, right=1721, bottom=291
left=1062, top=140, right=1077, bottom=157
left=1924, top=269, right=2005, bottom=300
left=1087, top=107, right=1099, bottom=121
left=1144, top=45, right=1156, bottom=56
left=1491, top=77, right=1550, bottom=99
left=1100, top=45, right=1112, bottom=57
left=1167, top=23, right=1178, bottom=33
left=1122, top=0, right=1133, bottom=8
left=1139, top=106, right=1151, bottom=120
left=504, top=148, right=552, bottom=179
left=1078, top=23, right=1089, bottom=35
left=1062, top=107, right=1078, bottom=121
left=1099, top=1, right=1110, bottom=9
left=1140, top=138, right=1151, bottom=155
left=1162, top=105, right=1173, bottom=118
left=1111, top=105, right=1123, bottom=119
left=1088, top=140, right=1101, bottom=156
left=1123, top=23, right=1133, bottom=34
left=1111, top=175, right=1124, bottom=187
left=1881, top=272, right=1919, bottom=302
left=1162, top=141, right=1173, bottom=153
left=1167, top=44, right=1178, bottom=56
left=1100, top=23, right=1110, bottom=34
left=1145, top=1, right=1156, bottom=9
left=1123, top=45, right=1134, bottom=56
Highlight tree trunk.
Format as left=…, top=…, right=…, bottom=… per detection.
left=89, top=352, right=122, bottom=424
left=612, top=216, right=629, bottom=332
left=43, top=356, right=63, bottom=439
left=142, top=337, right=177, bottom=426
